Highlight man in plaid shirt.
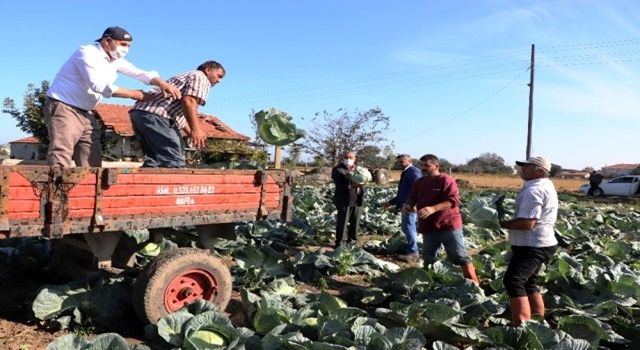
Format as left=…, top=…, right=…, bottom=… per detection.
left=129, top=60, right=225, bottom=167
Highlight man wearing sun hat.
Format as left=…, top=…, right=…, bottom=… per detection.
left=498, top=155, right=558, bottom=326
left=44, top=26, right=181, bottom=167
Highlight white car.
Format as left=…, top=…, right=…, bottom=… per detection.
left=580, top=175, right=640, bottom=197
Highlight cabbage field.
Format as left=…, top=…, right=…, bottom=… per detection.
left=2, top=185, right=639, bottom=349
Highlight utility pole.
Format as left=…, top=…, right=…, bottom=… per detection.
left=526, top=44, right=535, bottom=159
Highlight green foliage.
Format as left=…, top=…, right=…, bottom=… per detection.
left=550, top=163, right=563, bottom=177
left=39, top=189, right=640, bottom=348
left=458, top=152, right=513, bottom=174
left=333, top=248, right=356, bottom=275
left=2, top=80, right=50, bottom=144
left=254, top=108, right=305, bottom=146
left=195, top=139, right=268, bottom=166
left=356, top=145, right=396, bottom=169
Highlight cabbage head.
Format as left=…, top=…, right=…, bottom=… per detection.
left=467, top=197, right=499, bottom=229
left=254, top=108, right=305, bottom=146
left=348, top=166, right=372, bottom=185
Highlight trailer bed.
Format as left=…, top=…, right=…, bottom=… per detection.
left=0, top=165, right=292, bottom=238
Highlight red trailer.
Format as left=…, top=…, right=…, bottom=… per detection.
left=0, top=165, right=293, bottom=323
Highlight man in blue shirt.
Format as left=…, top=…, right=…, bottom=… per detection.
left=384, top=154, right=422, bottom=257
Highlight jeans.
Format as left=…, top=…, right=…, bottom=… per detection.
left=401, top=212, right=418, bottom=254
left=422, top=228, right=472, bottom=266
left=129, top=109, right=185, bottom=168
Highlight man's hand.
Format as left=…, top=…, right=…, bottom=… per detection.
left=417, top=206, right=436, bottom=219
left=402, top=204, right=416, bottom=214
left=492, top=194, right=506, bottom=221
left=140, top=90, right=156, bottom=102
left=151, top=78, right=182, bottom=100
left=160, top=82, right=181, bottom=99
left=189, top=128, right=207, bottom=150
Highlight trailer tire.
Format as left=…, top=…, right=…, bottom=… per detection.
left=132, top=247, right=232, bottom=324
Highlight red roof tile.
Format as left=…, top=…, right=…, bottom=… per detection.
left=10, top=136, right=41, bottom=144
left=94, top=104, right=249, bottom=141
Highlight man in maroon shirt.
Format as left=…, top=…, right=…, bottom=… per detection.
left=404, top=154, right=479, bottom=285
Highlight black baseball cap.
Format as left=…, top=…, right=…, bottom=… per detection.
left=96, top=26, right=133, bottom=42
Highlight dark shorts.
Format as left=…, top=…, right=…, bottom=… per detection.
left=503, top=245, right=557, bottom=297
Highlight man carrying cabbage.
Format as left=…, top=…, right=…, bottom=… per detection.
left=331, top=151, right=370, bottom=249
left=384, top=154, right=422, bottom=258
left=404, top=154, right=480, bottom=284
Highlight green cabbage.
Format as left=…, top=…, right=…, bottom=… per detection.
left=189, top=329, right=227, bottom=347
left=467, top=197, right=499, bottom=229
left=348, top=166, right=372, bottom=185
left=254, top=108, right=305, bottom=146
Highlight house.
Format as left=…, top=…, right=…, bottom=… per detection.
left=8, top=103, right=249, bottom=161
left=601, top=163, right=639, bottom=177
left=9, top=136, right=43, bottom=160
left=95, top=104, right=249, bottom=160
left=557, top=169, right=589, bottom=179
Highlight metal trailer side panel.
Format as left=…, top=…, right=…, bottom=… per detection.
left=0, top=165, right=291, bottom=239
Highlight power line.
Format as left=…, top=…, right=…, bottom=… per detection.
left=396, top=66, right=531, bottom=143
left=213, top=38, right=640, bottom=117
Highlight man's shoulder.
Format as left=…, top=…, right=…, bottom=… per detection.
left=173, top=70, right=205, bottom=80
left=406, top=165, right=422, bottom=175
left=523, top=179, right=557, bottom=195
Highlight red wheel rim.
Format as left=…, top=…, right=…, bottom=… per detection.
left=164, top=269, right=218, bottom=312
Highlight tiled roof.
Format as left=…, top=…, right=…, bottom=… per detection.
left=9, top=136, right=41, bottom=144
left=94, top=104, right=249, bottom=141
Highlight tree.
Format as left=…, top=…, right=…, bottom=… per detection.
left=438, top=158, right=455, bottom=173
left=549, top=163, right=562, bottom=177
left=284, top=143, right=302, bottom=169
left=3, top=81, right=50, bottom=144
left=582, top=166, right=595, bottom=173
left=461, top=152, right=512, bottom=174
left=301, top=108, right=390, bottom=166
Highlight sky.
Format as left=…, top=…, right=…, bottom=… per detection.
left=1, top=0, right=639, bottom=170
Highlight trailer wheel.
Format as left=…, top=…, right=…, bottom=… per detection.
left=132, top=248, right=232, bottom=324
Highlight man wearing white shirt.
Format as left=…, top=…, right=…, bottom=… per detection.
left=498, top=156, right=558, bottom=326
left=44, top=26, right=181, bottom=167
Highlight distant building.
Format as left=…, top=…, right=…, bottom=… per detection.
left=601, top=163, right=639, bottom=177
left=96, top=104, right=248, bottom=160
left=8, top=103, right=249, bottom=161
left=9, top=136, right=43, bottom=160
left=557, top=169, right=589, bottom=179
left=0, top=144, right=10, bottom=158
